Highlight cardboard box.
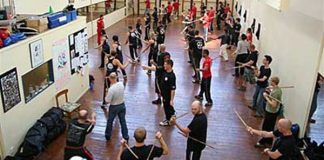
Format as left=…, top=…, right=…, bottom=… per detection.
left=26, top=17, right=48, bottom=27
left=30, top=24, right=48, bottom=33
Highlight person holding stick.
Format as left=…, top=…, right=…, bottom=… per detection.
left=255, top=76, right=282, bottom=148
left=142, top=32, right=159, bottom=75
left=246, top=119, right=299, bottom=160
left=125, top=26, right=139, bottom=63
left=104, top=73, right=129, bottom=141
left=112, top=35, right=127, bottom=84
left=142, top=59, right=176, bottom=126
left=238, top=44, right=258, bottom=91
left=248, top=55, right=272, bottom=117
left=189, top=30, right=205, bottom=83
left=232, top=34, right=249, bottom=77
left=195, top=49, right=213, bottom=107
left=64, top=110, right=96, bottom=160
left=170, top=100, right=207, bottom=160
left=118, top=127, right=169, bottom=160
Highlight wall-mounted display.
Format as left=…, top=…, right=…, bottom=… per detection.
left=22, top=60, right=55, bottom=103
left=29, top=39, right=44, bottom=68
left=68, top=28, right=89, bottom=75
left=53, top=38, right=71, bottom=91
left=0, top=68, right=21, bottom=113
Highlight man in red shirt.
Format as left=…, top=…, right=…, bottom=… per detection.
left=166, top=1, right=173, bottom=23
left=208, top=7, right=215, bottom=32
left=172, top=0, right=180, bottom=19
left=224, top=3, right=231, bottom=15
left=191, top=3, right=197, bottom=20
left=97, top=15, right=105, bottom=45
left=145, top=0, right=150, bottom=14
left=195, top=49, right=213, bottom=106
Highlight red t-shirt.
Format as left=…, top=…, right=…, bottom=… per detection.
left=224, top=6, right=231, bottom=14
left=145, top=0, right=150, bottom=9
left=167, top=4, right=173, bottom=13
left=208, top=9, right=215, bottom=18
left=191, top=6, right=197, bottom=16
left=173, top=2, right=180, bottom=10
left=247, top=32, right=253, bottom=44
left=202, top=56, right=212, bottom=78
left=97, top=18, right=104, bottom=32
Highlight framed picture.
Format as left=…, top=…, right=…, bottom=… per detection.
left=29, top=39, right=44, bottom=68
left=0, top=68, right=21, bottom=113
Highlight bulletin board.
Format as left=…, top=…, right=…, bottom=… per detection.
left=68, top=28, right=89, bottom=75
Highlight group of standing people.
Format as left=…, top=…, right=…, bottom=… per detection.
left=63, top=1, right=306, bottom=160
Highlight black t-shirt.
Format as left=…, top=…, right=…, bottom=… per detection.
left=218, top=34, right=230, bottom=45
left=160, top=70, right=176, bottom=99
left=271, top=130, right=297, bottom=160
left=257, top=65, right=271, bottom=88
left=136, top=23, right=142, bottom=34
left=102, top=39, right=110, bottom=54
left=187, top=113, right=207, bottom=151
left=156, top=52, right=170, bottom=76
left=186, top=30, right=195, bottom=42
left=120, top=145, right=163, bottom=160
left=145, top=14, right=151, bottom=27
left=190, top=37, right=205, bottom=57
left=153, top=11, right=158, bottom=22
left=66, top=118, right=94, bottom=147
left=128, top=31, right=138, bottom=46
left=245, top=51, right=258, bottom=69
left=157, top=25, right=166, bottom=37
left=233, top=22, right=241, bottom=32
left=106, top=57, right=118, bottom=76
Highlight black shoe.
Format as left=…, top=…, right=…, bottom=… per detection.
left=98, top=66, right=104, bottom=69
left=105, top=136, right=110, bottom=141
left=310, top=119, right=316, bottom=123
left=205, top=102, right=213, bottom=107
left=194, top=95, right=203, bottom=101
left=187, top=60, right=192, bottom=64
left=152, top=99, right=161, bottom=104
left=232, top=74, right=239, bottom=77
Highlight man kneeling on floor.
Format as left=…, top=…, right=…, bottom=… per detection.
left=118, top=127, right=169, bottom=160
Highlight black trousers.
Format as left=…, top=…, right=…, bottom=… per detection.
left=117, top=54, right=127, bottom=76
left=234, top=54, right=248, bottom=76
left=148, top=51, right=154, bottom=66
left=232, top=32, right=240, bottom=46
left=100, top=51, right=105, bottom=67
left=163, top=97, right=175, bottom=121
left=192, top=56, right=202, bottom=81
left=102, top=77, right=110, bottom=105
left=216, top=18, right=221, bottom=30
left=145, top=26, right=150, bottom=40
left=199, top=77, right=213, bottom=103
left=186, top=149, right=202, bottom=160
left=167, top=13, right=172, bottom=23
left=153, top=21, right=158, bottom=33
left=129, top=45, right=138, bottom=60
left=259, top=111, right=278, bottom=145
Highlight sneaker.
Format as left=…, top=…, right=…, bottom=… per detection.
left=254, top=142, right=265, bottom=148
left=205, top=102, right=213, bottom=107
left=152, top=98, right=161, bottom=104
left=159, top=120, right=170, bottom=126
left=247, top=105, right=256, bottom=111
left=187, top=60, right=192, bottom=64
left=194, top=95, right=203, bottom=101
left=310, top=119, right=316, bottom=123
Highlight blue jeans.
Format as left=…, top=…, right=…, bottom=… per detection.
left=252, top=85, right=266, bottom=116
left=105, top=103, right=129, bottom=140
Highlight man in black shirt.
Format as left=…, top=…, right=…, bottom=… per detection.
left=157, top=21, right=166, bottom=45
left=142, top=59, right=176, bottom=126
left=144, top=12, right=151, bottom=40
left=238, top=44, right=258, bottom=91
left=232, top=18, right=241, bottom=46
left=125, top=26, right=138, bottom=63
left=171, top=100, right=208, bottom=160
left=247, top=118, right=298, bottom=160
left=152, top=7, right=158, bottom=33
left=186, top=26, right=195, bottom=63
left=189, top=30, right=205, bottom=83
left=118, top=127, right=169, bottom=160
left=249, top=55, right=272, bottom=117
left=64, top=110, right=96, bottom=160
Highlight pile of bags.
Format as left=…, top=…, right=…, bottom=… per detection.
left=304, top=137, right=324, bottom=160
left=0, top=28, right=26, bottom=48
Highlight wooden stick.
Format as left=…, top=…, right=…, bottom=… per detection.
left=125, top=143, right=139, bottom=159
left=211, top=56, right=220, bottom=60
left=176, top=112, right=189, bottom=119
left=226, top=65, right=244, bottom=71
left=234, top=109, right=248, bottom=128
left=279, top=86, right=294, bottom=89
left=146, top=139, right=158, bottom=160
left=267, top=95, right=284, bottom=104
left=177, top=131, right=216, bottom=149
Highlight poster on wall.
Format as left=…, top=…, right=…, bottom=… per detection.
left=68, top=28, right=89, bottom=75
left=52, top=38, right=71, bottom=91
left=29, top=39, right=44, bottom=68
left=0, top=68, right=21, bottom=113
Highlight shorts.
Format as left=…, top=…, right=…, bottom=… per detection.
left=244, top=68, right=256, bottom=84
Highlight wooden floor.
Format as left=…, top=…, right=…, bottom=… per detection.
left=36, top=16, right=323, bottom=160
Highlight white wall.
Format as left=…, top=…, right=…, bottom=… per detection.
left=15, top=0, right=68, bottom=14
left=0, top=17, right=89, bottom=156
left=237, top=0, right=324, bottom=135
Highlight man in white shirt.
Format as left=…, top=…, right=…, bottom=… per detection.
left=104, top=72, right=129, bottom=141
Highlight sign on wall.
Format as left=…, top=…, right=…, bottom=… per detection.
left=29, top=39, right=44, bottom=68
left=68, top=28, right=89, bottom=75
left=0, top=68, right=21, bottom=113
left=52, top=38, right=71, bottom=91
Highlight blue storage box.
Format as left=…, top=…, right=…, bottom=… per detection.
left=47, top=12, right=67, bottom=29
left=65, top=12, right=72, bottom=23
left=70, top=10, right=77, bottom=20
